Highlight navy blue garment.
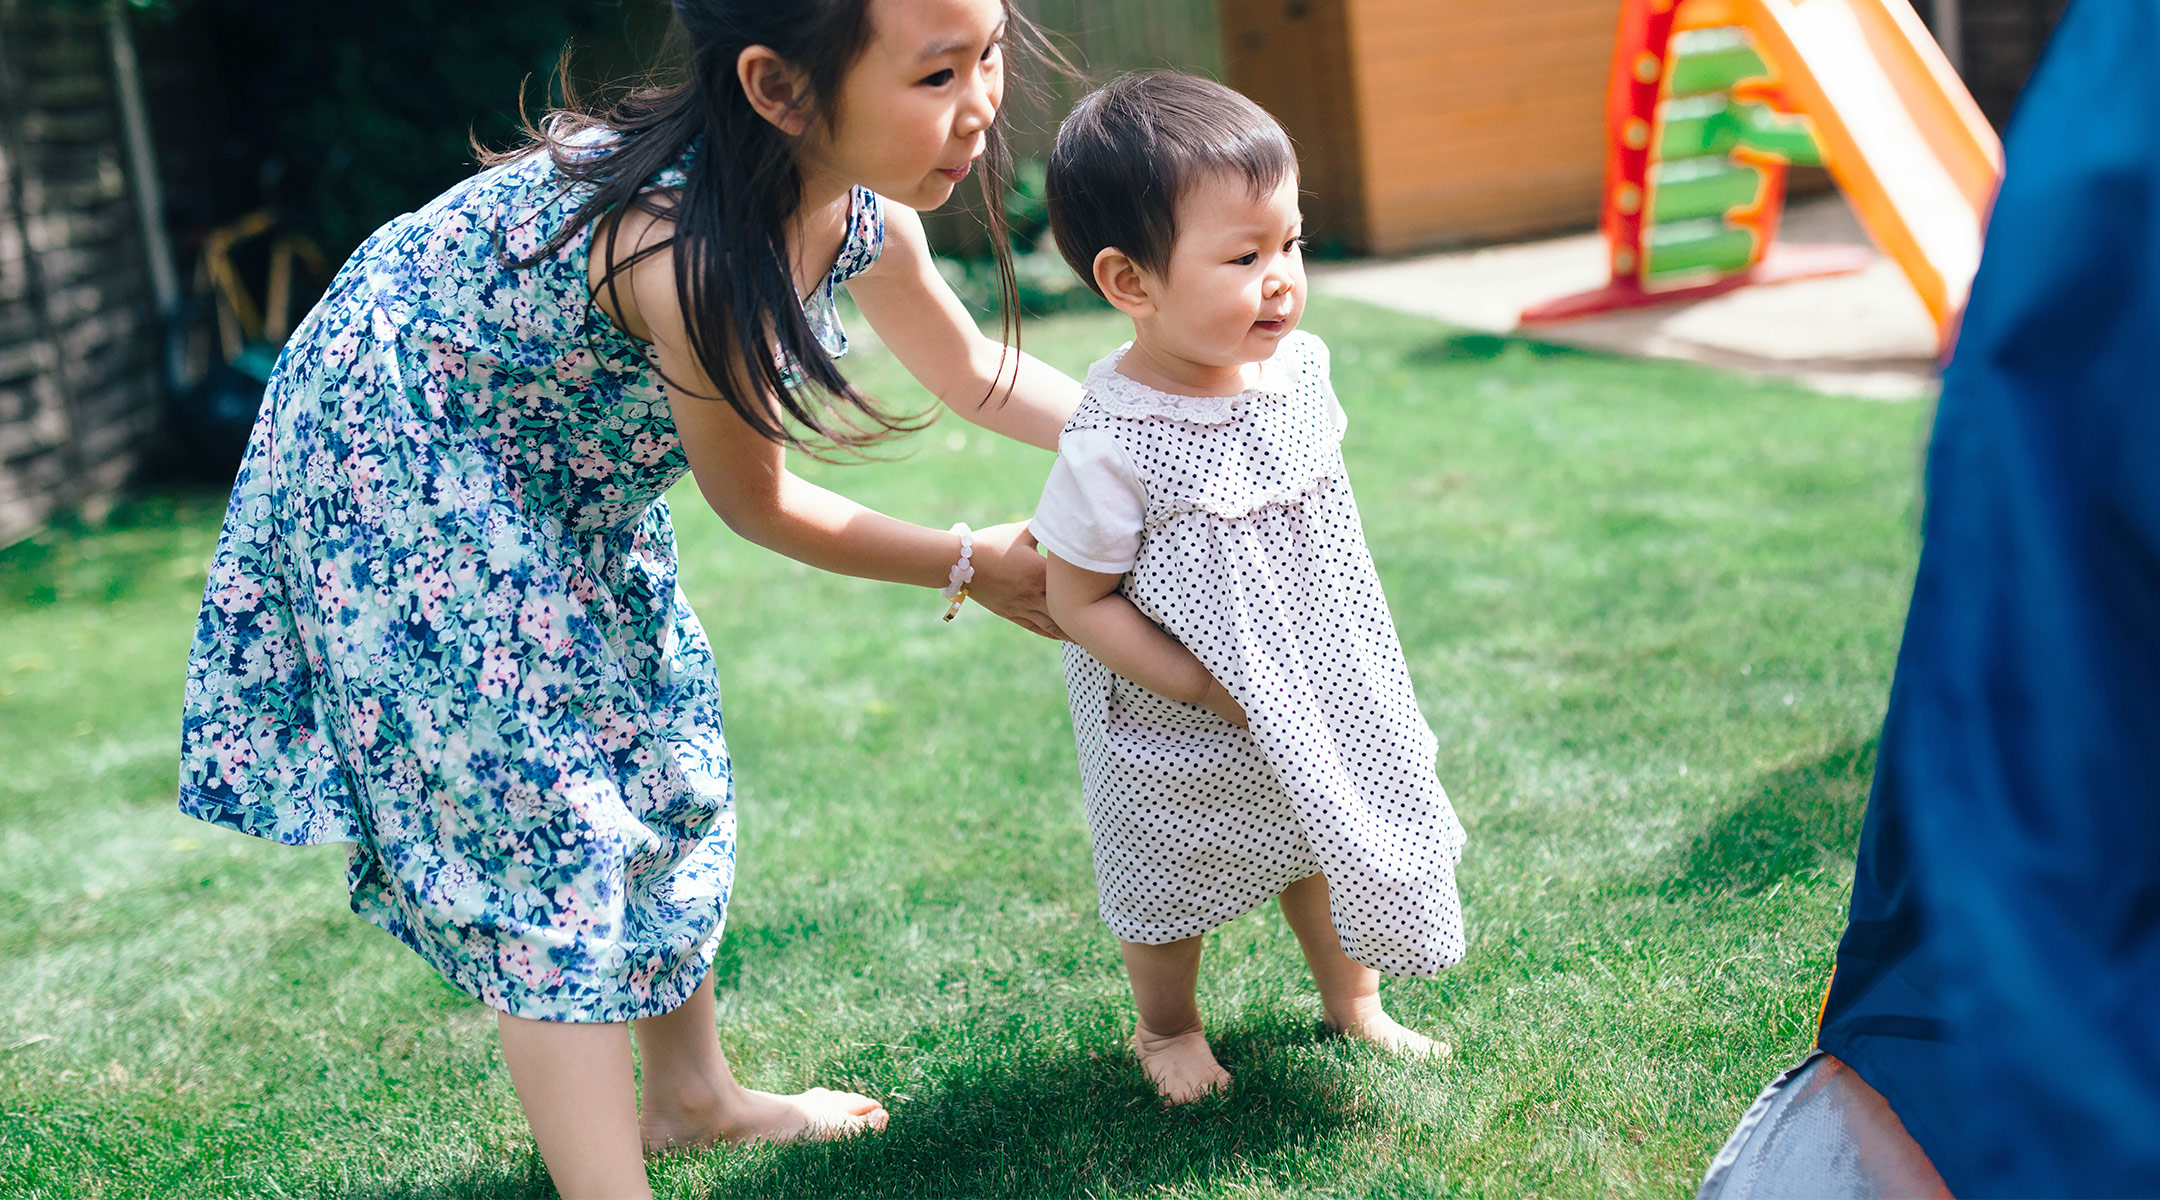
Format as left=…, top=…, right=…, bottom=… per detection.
left=1816, top=1, right=2160, bottom=1193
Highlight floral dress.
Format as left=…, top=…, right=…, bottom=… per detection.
left=178, top=143, right=884, bottom=1022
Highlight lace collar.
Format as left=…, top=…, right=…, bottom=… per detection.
left=1082, top=344, right=1299, bottom=426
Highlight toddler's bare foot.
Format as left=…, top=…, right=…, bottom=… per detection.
left=1132, top=1024, right=1231, bottom=1104
left=1326, top=1009, right=1451, bottom=1058
left=641, top=1085, right=888, bottom=1154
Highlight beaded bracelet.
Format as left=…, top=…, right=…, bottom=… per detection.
left=940, top=522, right=974, bottom=622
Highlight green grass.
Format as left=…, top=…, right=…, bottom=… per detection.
left=0, top=297, right=1927, bottom=1198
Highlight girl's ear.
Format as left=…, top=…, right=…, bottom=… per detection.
left=738, top=45, right=813, bottom=136
left=1093, top=248, right=1156, bottom=319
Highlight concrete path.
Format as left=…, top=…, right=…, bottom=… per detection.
left=1310, top=195, right=1940, bottom=401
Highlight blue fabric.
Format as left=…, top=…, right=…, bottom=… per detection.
left=1817, top=1, right=2160, bottom=1192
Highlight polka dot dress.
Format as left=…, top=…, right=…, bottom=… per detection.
left=1048, top=332, right=1467, bottom=977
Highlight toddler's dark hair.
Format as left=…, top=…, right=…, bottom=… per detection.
left=1045, top=72, right=1296, bottom=298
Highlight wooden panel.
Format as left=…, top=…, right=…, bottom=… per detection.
left=1220, top=0, right=1367, bottom=251
left=1344, top=0, right=1621, bottom=252
left=0, top=0, right=160, bottom=545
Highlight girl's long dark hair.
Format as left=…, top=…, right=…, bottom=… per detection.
left=488, top=0, right=1050, bottom=453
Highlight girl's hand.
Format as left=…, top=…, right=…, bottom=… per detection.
left=1198, top=677, right=1248, bottom=728
left=966, top=522, right=1065, bottom=640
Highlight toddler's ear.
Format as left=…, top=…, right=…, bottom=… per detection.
left=1093, top=248, right=1156, bottom=319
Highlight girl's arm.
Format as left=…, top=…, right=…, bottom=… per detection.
left=844, top=201, right=1083, bottom=452
left=617, top=217, right=1061, bottom=639
left=1044, top=554, right=1246, bottom=726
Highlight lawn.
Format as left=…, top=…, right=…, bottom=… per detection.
left=0, top=296, right=1927, bottom=1198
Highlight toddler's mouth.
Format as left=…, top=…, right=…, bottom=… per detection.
left=1253, top=318, right=1288, bottom=333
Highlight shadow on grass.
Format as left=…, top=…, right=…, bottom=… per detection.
left=705, top=910, right=841, bottom=992
left=706, top=1015, right=1389, bottom=1198
left=341, top=1157, right=556, bottom=1200
left=1402, top=331, right=1596, bottom=366
left=1660, top=737, right=1878, bottom=898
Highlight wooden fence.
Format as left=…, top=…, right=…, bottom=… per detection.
left=0, top=0, right=162, bottom=545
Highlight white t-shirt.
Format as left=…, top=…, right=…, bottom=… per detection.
left=1033, top=360, right=1348, bottom=574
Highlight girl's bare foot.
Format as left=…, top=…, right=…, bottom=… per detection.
left=1132, top=1024, right=1231, bottom=1104
left=1326, top=1009, right=1451, bottom=1058
left=640, top=1085, right=889, bottom=1154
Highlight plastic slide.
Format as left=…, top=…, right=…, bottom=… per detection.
left=1522, top=0, right=2001, bottom=350
left=1738, top=0, right=2001, bottom=331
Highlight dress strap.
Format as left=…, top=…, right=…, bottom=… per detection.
left=802, top=188, right=883, bottom=359
left=831, top=187, right=885, bottom=284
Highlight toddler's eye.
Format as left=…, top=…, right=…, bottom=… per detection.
left=1285, top=236, right=1307, bottom=253
left=1232, top=252, right=1259, bottom=266
left=920, top=68, right=955, bottom=87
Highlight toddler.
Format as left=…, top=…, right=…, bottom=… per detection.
left=1033, top=72, right=1469, bottom=1104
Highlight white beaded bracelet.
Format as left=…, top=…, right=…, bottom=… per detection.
left=940, top=522, right=975, bottom=621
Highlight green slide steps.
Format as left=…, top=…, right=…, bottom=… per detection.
left=1657, top=94, right=1825, bottom=165
left=1644, top=218, right=1760, bottom=277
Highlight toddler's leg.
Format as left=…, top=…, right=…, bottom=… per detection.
left=1121, top=937, right=1231, bottom=1103
left=1278, top=873, right=1448, bottom=1056
left=496, top=1011, right=652, bottom=1199
left=632, top=973, right=888, bottom=1151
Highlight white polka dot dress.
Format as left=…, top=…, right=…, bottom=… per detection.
left=1032, top=331, right=1467, bottom=977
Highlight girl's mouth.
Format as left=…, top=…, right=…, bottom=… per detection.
left=937, top=161, right=973, bottom=182
left=1254, top=318, right=1287, bottom=333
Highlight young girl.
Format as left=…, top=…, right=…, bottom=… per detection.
left=1033, top=73, right=1469, bottom=1105
left=178, top=1, right=1081, bottom=1195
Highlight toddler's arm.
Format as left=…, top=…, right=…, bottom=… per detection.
left=1045, top=554, right=1246, bottom=727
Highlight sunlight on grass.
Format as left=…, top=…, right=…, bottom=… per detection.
left=0, top=297, right=1926, bottom=1197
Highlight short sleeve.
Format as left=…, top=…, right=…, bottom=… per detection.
left=1032, top=429, right=1147, bottom=574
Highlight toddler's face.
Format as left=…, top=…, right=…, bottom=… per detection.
left=1142, top=171, right=1306, bottom=372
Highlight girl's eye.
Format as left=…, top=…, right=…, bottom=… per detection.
left=1285, top=236, right=1307, bottom=253
left=920, top=69, right=955, bottom=87
left=1233, top=252, right=1259, bottom=266
left=981, top=39, right=1002, bottom=62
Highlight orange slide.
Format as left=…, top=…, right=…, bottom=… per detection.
left=1522, top=0, right=2002, bottom=351
left=1740, top=0, right=2002, bottom=332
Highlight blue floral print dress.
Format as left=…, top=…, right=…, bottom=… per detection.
left=178, top=143, right=884, bottom=1022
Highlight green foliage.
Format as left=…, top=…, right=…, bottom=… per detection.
left=0, top=298, right=1925, bottom=1196
left=936, top=156, right=1106, bottom=319
left=151, top=0, right=663, bottom=260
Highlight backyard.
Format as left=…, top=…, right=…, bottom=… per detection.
left=0, top=295, right=1925, bottom=1198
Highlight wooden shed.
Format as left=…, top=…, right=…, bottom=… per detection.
left=0, top=0, right=170, bottom=545
left=1221, top=0, right=1621, bottom=255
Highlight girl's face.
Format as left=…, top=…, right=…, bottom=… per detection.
left=1132, top=172, right=1307, bottom=376
left=801, top=0, right=1007, bottom=211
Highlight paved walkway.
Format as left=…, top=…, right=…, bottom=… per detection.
left=1310, top=195, right=1940, bottom=401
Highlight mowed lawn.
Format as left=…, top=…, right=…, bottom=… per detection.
left=0, top=296, right=1926, bottom=1198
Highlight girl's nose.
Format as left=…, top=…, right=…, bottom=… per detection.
left=1265, top=275, right=1295, bottom=300
left=956, top=65, right=999, bottom=137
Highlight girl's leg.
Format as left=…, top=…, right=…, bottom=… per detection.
left=631, top=972, right=888, bottom=1151
left=1121, top=937, right=1231, bottom=1103
left=495, top=1012, right=652, bottom=1200
left=1277, top=873, right=1447, bottom=1055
